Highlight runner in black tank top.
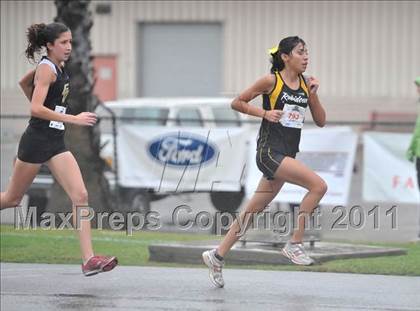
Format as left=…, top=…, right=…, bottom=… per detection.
left=18, top=56, right=70, bottom=163
left=1, top=22, right=117, bottom=276
left=29, top=56, right=70, bottom=135
left=203, top=36, right=328, bottom=287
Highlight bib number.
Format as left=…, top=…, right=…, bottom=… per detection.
left=49, top=105, right=66, bottom=130
left=280, top=104, right=306, bottom=129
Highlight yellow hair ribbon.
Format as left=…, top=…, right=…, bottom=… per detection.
left=268, top=45, right=279, bottom=55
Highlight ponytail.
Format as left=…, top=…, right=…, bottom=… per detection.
left=25, top=23, right=48, bottom=62
left=270, top=50, right=284, bottom=73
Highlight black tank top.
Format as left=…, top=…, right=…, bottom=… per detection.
left=29, top=56, right=70, bottom=136
left=257, top=71, right=309, bottom=154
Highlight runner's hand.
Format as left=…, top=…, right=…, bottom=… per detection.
left=73, top=112, right=97, bottom=126
left=307, top=76, right=319, bottom=94
left=264, top=110, right=283, bottom=122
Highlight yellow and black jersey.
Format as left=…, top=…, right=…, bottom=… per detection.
left=257, top=71, right=310, bottom=155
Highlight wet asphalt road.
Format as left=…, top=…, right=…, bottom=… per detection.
left=1, top=263, right=419, bottom=311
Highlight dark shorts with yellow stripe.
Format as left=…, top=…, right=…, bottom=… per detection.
left=255, top=146, right=296, bottom=180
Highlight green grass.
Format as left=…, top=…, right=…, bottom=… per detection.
left=0, top=225, right=219, bottom=266
left=1, top=225, right=419, bottom=276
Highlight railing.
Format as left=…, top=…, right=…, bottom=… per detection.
left=1, top=113, right=416, bottom=208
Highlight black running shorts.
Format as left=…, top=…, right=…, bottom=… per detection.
left=255, top=146, right=296, bottom=180
left=17, top=126, right=67, bottom=164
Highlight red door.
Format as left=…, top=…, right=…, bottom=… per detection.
left=92, top=55, right=117, bottom=101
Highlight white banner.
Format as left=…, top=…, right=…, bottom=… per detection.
left=117, top=125, right=248, bottom=192
left=245, top=126, right=358, bottom=205
left=363, top=132, right=420, bottom=204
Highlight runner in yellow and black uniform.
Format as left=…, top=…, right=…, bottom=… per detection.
left=256, top=70, right=310, bottom=180
left=202, top=36, right=328, bottom=288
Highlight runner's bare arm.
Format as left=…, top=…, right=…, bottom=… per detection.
left=30, top=64, right=97, bottom=126
left=19, top=69, right=36, bottom=101
left=231, top=74, right=283, bottom=122
left=306, top=76, right=326, bottom=127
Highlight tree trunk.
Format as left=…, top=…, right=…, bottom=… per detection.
left=46, top=0, right=114, bottom=227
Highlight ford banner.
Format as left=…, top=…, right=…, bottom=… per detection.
left=148, top=133, right=217, bottom=167
left=117, top=125, right=248, bottom=192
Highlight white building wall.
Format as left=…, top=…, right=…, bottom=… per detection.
left=1, top=1, right=419, bottom=119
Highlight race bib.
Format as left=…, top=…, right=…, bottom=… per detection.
left=49, top=105, right=66, bottom=130
left=280, top=104, right=306, bottom=129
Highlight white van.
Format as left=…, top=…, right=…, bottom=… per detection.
left=96, top=97, right=252, bottom=215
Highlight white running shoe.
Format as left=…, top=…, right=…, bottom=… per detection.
left=281, top=241, right=315, bottom=266
left=202, top=249, right=225, bottom=288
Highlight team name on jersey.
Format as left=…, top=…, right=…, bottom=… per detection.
left=280, top=92, right=308, bottom=105
left=61, top=83, right=69, bottom=104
